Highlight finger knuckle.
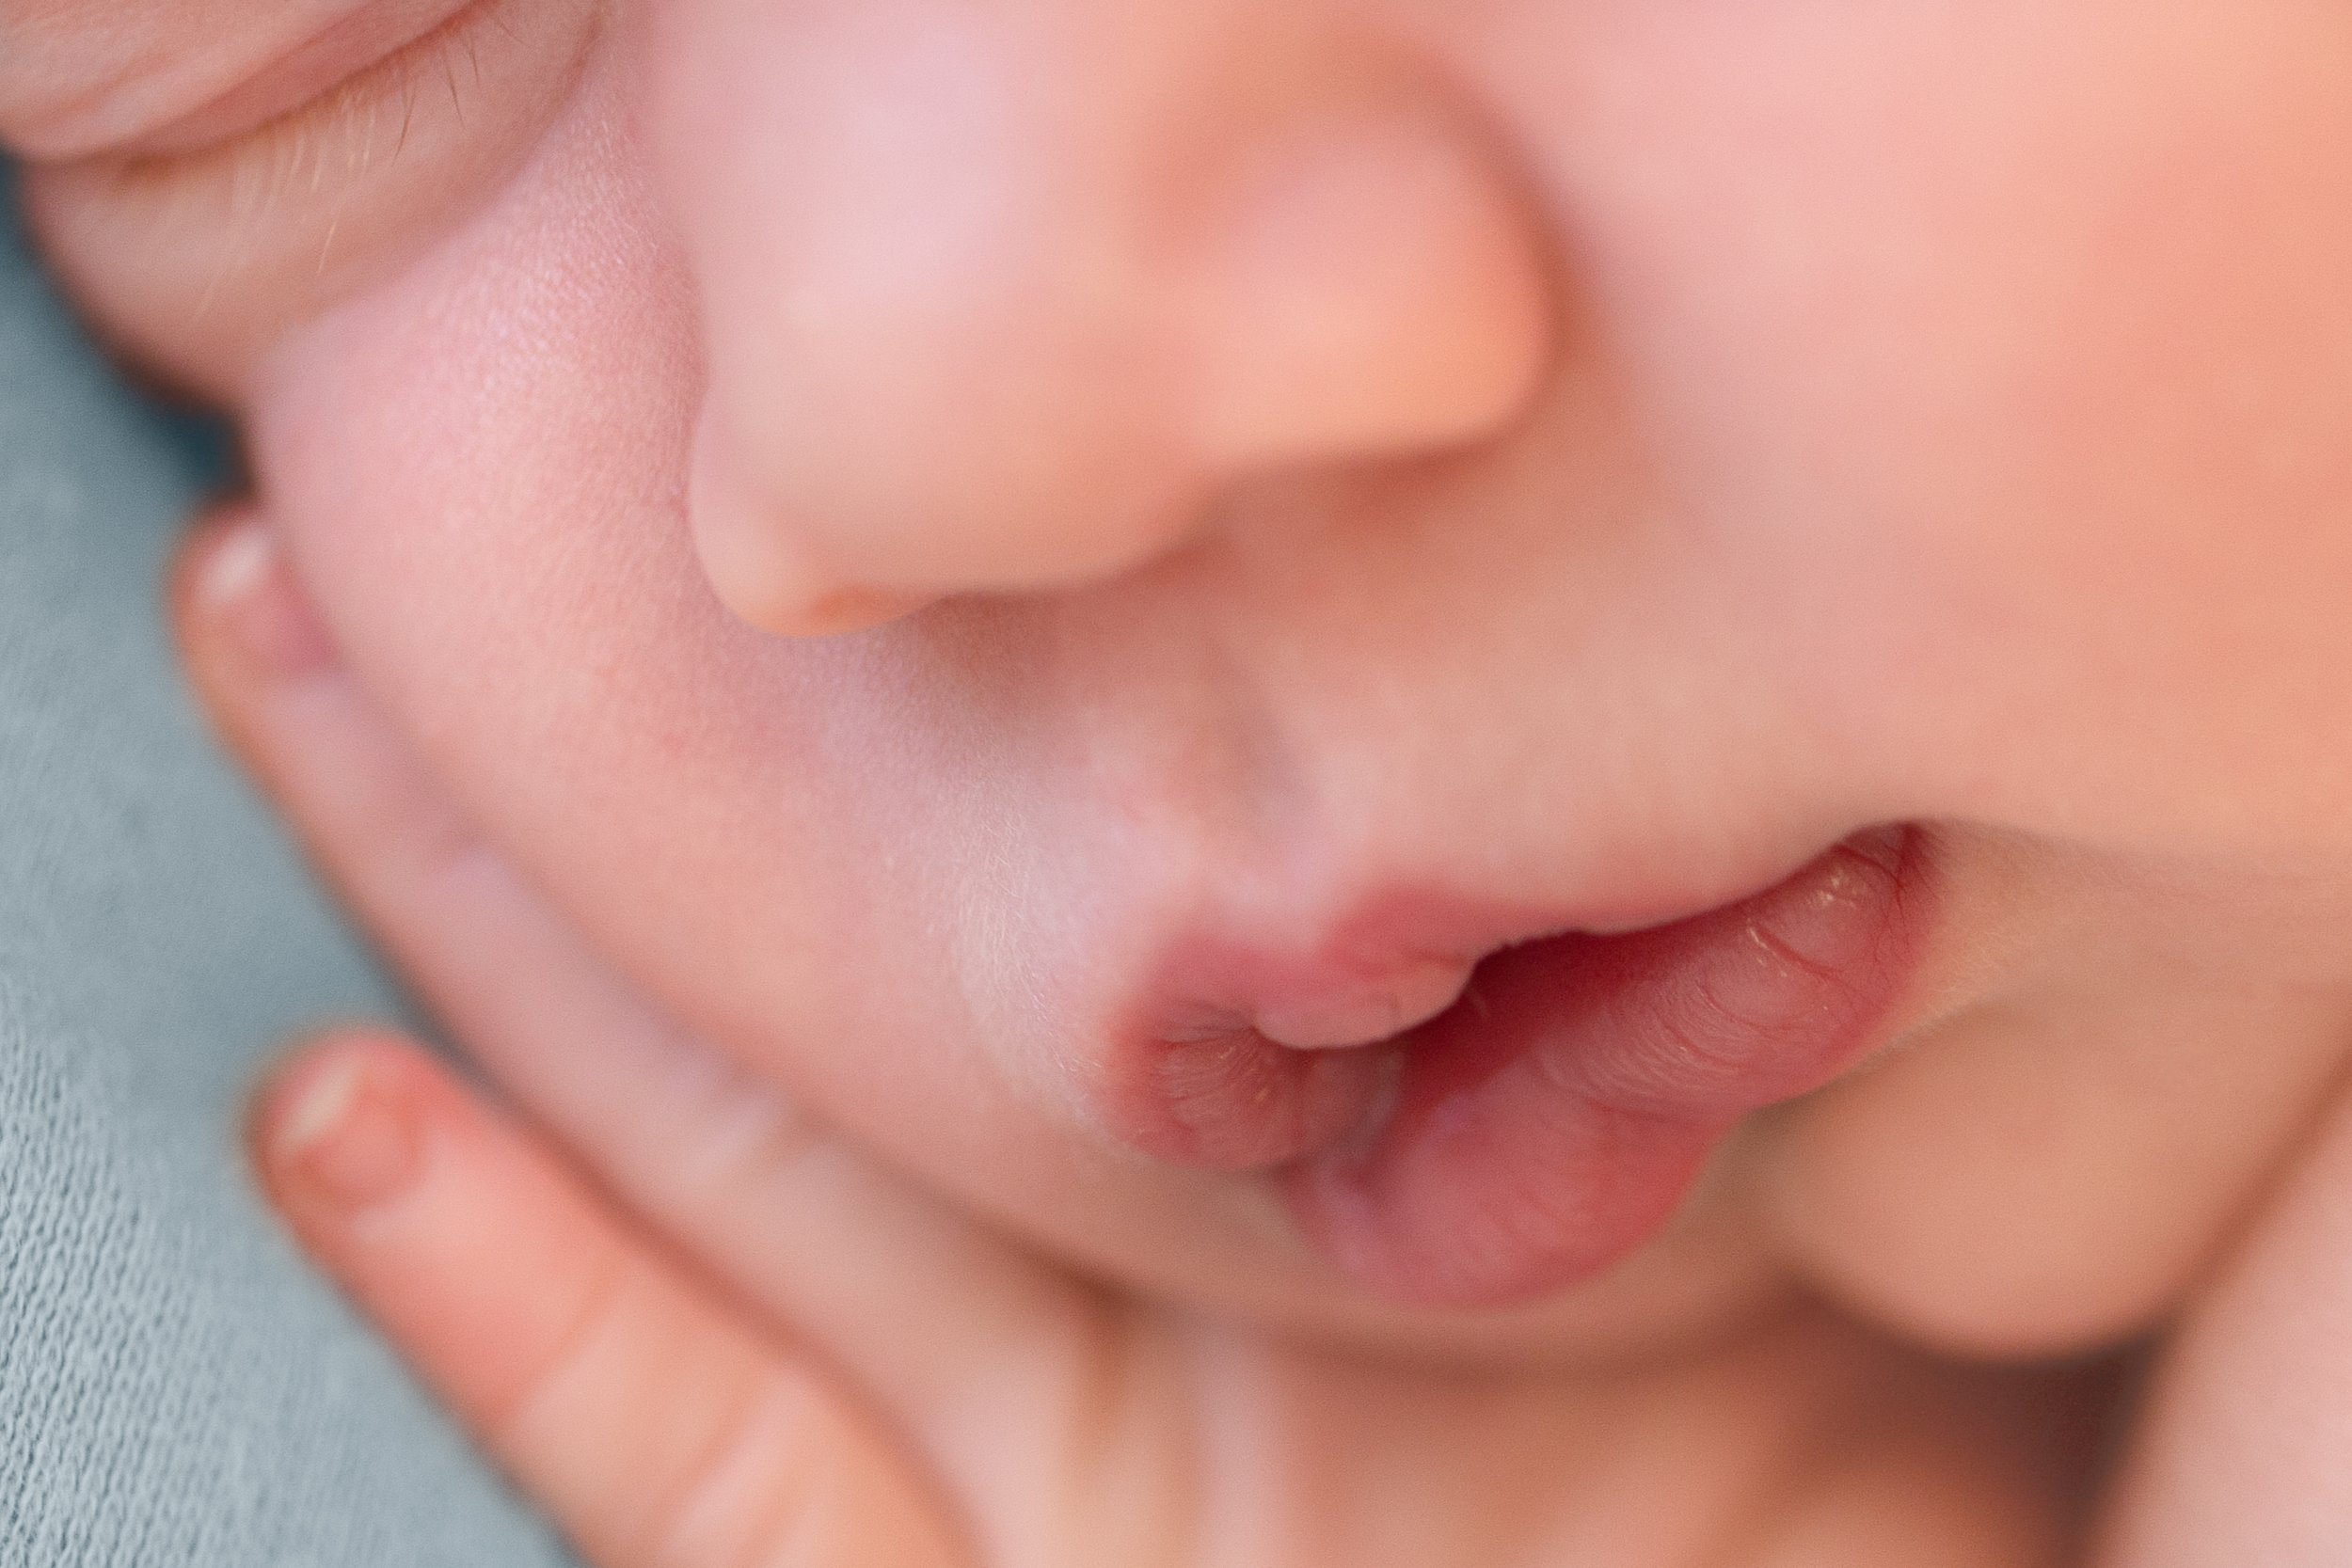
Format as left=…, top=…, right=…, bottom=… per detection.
left=645, top=1370, right=835, bottom=1568
left=481, top=1253, right=641, bottom=1445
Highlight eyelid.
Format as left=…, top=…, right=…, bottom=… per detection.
left=24, top=0, right=604, bottom=400
left=80, top=0, right=585, bottom=243
left=200, top=0, right=520, bottom=181
left=117, top=0, right=491, bottom=161
left=2, top=0, right=479, bottom=163
left=150, top=0, right=532, bottom=171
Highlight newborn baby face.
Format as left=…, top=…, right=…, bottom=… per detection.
left=15, top=0, right=2352, bottom=1360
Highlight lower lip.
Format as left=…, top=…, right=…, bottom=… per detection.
left=1281, top=826, right=1931, bottom=1307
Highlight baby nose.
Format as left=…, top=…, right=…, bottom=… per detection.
left=656, top=0, right=1556, bottom=636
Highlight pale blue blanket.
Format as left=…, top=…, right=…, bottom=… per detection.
left=0, top=165, right=569, bottom=1566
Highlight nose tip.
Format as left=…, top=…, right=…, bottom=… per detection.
left=687, top=409, right=939, bottom=637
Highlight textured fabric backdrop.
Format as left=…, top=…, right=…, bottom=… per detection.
left=0, top=164, right=571, bottom=1566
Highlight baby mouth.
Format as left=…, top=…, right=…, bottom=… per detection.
left=1104, top=826, right=1930, bottom=1308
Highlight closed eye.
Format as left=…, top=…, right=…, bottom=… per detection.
left=22, top=0, right=602, bottom=399
left=102, top=0, right=580, bottom=248
left=213, top=0, right=525, bottom=206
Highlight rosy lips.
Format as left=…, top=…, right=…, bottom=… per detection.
left=1093, top=827, right=1929, bottom=1304
left=1282, top=826, right=1929, bottom=1307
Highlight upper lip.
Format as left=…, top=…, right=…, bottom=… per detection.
left=1135, top=894, right=1589, bottom=1055
left=1127, top=839, right=1849, bottom=1057
left=1075, top=894, right=1569, bottom=1172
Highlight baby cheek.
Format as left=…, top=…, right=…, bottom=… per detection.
left=1760, top=985, right=2352, bottom=1360
left=1474, top=2, right=2352, bottom=812
left=243, top=128, right=1033, bottom=1177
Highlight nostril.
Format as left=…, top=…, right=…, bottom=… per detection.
left=777, top=587, right=937, bottom=639
left=663, top=5, right=1554, bottom=617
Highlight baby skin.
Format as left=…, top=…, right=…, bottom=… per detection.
left=14, top=0, right=2352, bottom=1560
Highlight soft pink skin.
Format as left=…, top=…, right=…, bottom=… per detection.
left=1291, top=829, right=1929, bottom=1307
left=19, top=0, right=2352, bottom=1363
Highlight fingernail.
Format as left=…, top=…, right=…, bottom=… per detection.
left=268, top=1053, right=423, bottom=1213
left=199, top=519, right=339, bottom=677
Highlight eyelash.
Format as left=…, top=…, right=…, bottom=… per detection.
left=19, top=0, right=602, bottom=394
left=85, top=0, right=576, bottom=231
left=221, top=0, right=523, bottom=220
